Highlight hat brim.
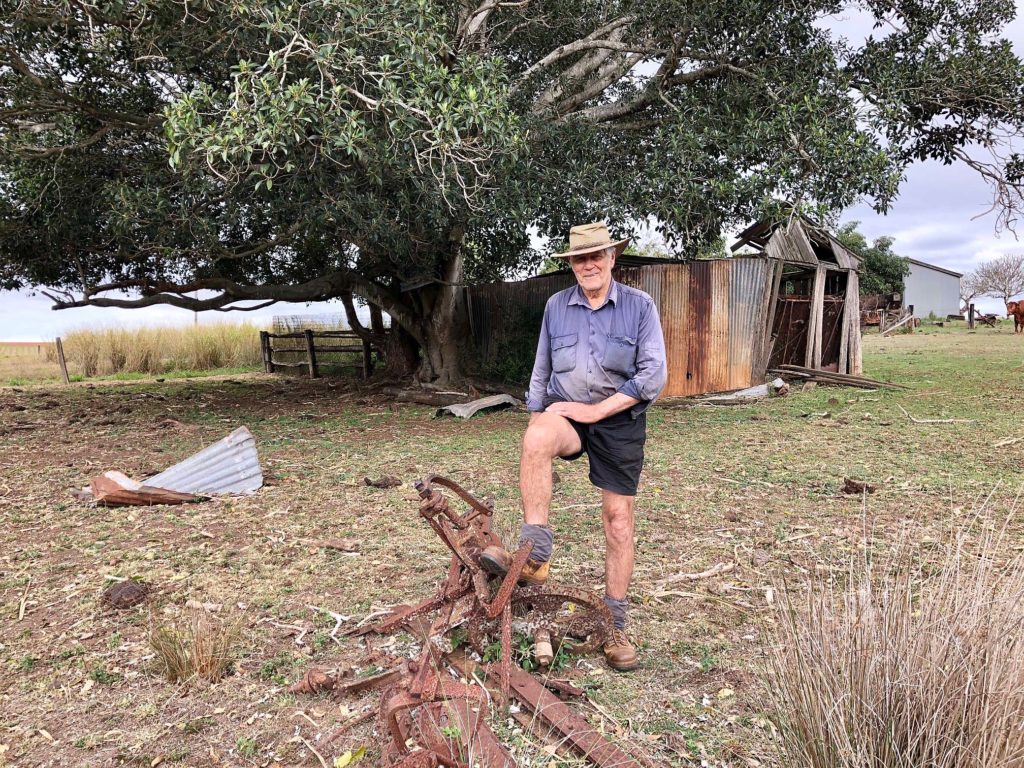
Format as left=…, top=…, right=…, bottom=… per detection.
left=554, top=237, right=630, bottom=259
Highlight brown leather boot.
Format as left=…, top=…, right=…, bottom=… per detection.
left=603, top=629, right=639, bottom=672
left=478, top=545, right=549, bottom=586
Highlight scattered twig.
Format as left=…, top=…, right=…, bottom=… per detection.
left=655, top=561, right=735, bottom=587
left=259, top=618, right=309, bottom=646
left=308, top=605, right=350, bottom=642
left=994, top=436, right=1024, bottom=448
left=324, top=708, right=376, bottom=743
left=782, top=531, right=817, bottom=543
left=18, top=577, right=32, bottom=620
left=896, top=404, right=975, bottom=424
left=292, top=734, right=329, bottom=768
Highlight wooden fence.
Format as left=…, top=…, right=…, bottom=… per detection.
left=259, top=330, right=375, bottom=379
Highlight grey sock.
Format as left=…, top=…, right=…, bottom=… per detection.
left=518, top=524, right=553, bottom=562
left=603, top=595, right=628, bottom=631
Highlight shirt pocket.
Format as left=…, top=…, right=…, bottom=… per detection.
left=550, top=332, right=578, bottom=373
left=603, top=334, right=637, bottom=375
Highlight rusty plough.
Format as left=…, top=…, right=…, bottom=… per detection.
left=292, top=474, right=654, bottom=767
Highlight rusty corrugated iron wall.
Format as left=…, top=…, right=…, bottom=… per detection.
left=469, top=258, right=774, bottom=398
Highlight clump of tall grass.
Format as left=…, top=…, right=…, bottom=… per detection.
left=61, top=323, right=262, bottom=377
left=763, top=516, right=1024, bottom=767
left=149, top=605, right=245, bottom=683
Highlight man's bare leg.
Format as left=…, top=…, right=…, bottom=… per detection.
left=520, top=412, right=582, bottom=525
left=602, top=489, right=635, bottom=601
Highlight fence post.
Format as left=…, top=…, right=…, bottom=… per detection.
left=968, top=303, right=975, bottom=330
left=55, top=337, right=70, bottom=384
left=304, top=329, right=319, bottom=379
left=362, top=338, right=373, bottom=379
left=260, top=331, right=274, bottom=373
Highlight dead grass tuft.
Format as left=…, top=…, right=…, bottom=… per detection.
left=763, top=514, right=1024, bottom=767
left=149, top=605, right=246, bottom=683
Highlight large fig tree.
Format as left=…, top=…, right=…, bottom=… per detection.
left=2, top=0, right=1023, bottom=384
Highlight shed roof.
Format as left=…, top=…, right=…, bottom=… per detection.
left=907, top=258, right=963, bottom=279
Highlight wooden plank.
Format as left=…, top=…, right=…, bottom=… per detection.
left=847, top=271, right=862, bottom=375
left=805, top=265, right=826, bottom=368
left=757, top=259, right=784, bottom=378
left=303, top=329, right=319, bottom=379
left=55, top=337, right=70, bottom=384
left=267, top=359, right=309, bottom=368
left=837, top=271, right=851, bottom=375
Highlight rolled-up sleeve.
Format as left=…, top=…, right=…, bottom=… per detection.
left=616, top=297, right=667, bottom=404
left=526, top=307, right=553, bottom=412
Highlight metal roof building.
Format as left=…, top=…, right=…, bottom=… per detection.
left=904, top=258, right=963, bottom=318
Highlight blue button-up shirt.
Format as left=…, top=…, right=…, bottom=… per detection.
left=526, top=280, right=668, bottom=415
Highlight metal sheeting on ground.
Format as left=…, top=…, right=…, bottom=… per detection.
left=146, top=426, right=263, bottom=495
left=434, top=394, right=522, bottom=419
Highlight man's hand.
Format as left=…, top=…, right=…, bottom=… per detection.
left=545, top=401, right=604, bottom=424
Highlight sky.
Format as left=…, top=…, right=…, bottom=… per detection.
left=2, top=4, right=1023, bottom=340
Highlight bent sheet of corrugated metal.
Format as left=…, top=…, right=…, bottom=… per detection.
left=79, top=426, right=264, bottom=506
left=147, top=426, right=263, bottom=494
left=434, top=393, right=521, bottom=419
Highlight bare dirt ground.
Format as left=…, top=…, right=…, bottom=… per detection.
left=1, top=324, right=1022, bottom=767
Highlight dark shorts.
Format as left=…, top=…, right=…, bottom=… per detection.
left=561, top=410, right=647, bottom=496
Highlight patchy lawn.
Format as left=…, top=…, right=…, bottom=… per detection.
left=1, top=323, right=1022, bottom=767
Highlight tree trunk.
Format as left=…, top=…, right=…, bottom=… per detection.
left=384, top=324, right=420, bottom=379
left=414, top=248, right=469, bottom=388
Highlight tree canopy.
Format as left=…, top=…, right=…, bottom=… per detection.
left=3, top=0, right=1024, bottom=383
left=834, top=220, right=911, bottom=296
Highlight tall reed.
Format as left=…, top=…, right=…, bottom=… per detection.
left=61, top=323, right=262, bottom=376
left=763, top=516, right=1024, bottom=767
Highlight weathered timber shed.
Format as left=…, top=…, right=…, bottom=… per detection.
left=469, top=220, right=862, bottom=398
left=732, top=218, right=863, bottom=377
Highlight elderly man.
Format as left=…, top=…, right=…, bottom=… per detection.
left=481, top=222, right=667, bottom=671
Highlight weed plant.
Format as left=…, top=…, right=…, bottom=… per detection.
left=149, top=605, right=245, bottom=682
left=763, top=513, right=1024, bottom=767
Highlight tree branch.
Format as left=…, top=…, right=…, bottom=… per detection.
left=44, top=271, right=425, bottom=345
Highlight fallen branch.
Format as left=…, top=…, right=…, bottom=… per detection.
left=994, top=436, right=1024, bottom=448
left=654, top=561, right=735, bottom=587
left=896, top=404, right=975, bottom=425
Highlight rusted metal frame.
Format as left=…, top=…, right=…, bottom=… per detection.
left=484, top=542, right=534, bottom=620
left=500, top=602, right=513, bottom=703
left=368, top=584, right=473, bottom=635
left=334, top=665, right=408, bottom=698
left=493, top=665, right=643, bottom=768
left=421, top=475, right=495, bottom=520
left=382, top=679, right=488, bottom=765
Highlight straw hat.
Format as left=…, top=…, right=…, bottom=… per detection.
left=555, top=222, right=630, bottom=259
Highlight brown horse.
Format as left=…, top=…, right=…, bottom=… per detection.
left=1008, top=301, right=1024, bottom=334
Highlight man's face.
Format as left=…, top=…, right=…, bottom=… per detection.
left=569, top=248, right=615, bottom=294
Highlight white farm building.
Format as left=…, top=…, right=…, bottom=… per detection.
left=904, top=258, right=962, bottom=318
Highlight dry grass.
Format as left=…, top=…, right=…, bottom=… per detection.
left=60, top=323, right=262, bottom=377
left=149, top=606, right=246, bottom=683
left=0, top=341, right=61, bottom=383
left=764, top=510, right=1024, bottom=767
